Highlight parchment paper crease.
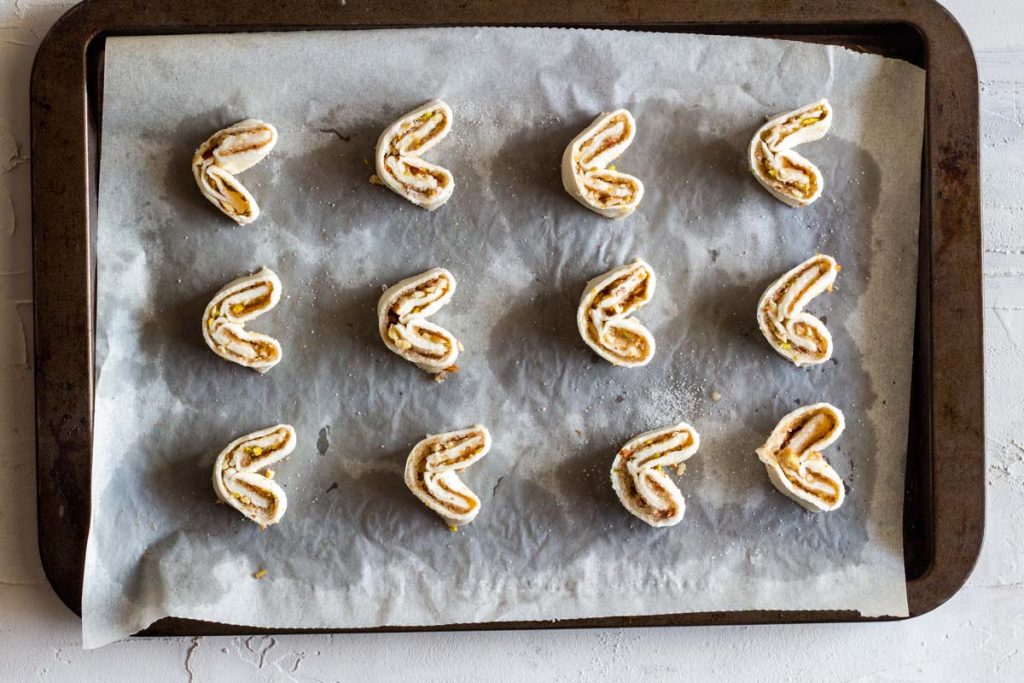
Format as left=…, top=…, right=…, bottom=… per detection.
left=84, top=28, right=925, bottom=648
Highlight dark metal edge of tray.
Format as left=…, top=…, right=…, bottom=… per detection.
left=30, top=0, right=983, bottom=637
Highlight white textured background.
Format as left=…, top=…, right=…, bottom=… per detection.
left=0, top=0, right=1019, bottom=680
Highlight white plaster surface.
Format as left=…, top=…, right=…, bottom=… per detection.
left=0, top=0, right=1020, bottom=679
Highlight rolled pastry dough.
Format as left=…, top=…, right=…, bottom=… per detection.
left=192, top=119, right=278, bottom=224
left=404, top=425, right=492, bottom=527
left=757, top=254, right=840, bottom=367
left=748, top=99, right=832, bottom=207
left=577, top=259, right=656, bottom=367
left=561, top=109, right=644, bottom=218
left=611, top=422, right=701, bottom=527
left=213, top=424, right=297, bottom=528
left=756, top=403, right=846, bottom=512
left=378, top=267, right=461, bottom=375
left=375, top=99, right=454, bottom=210
left=203, top=267, right=283, bottom=373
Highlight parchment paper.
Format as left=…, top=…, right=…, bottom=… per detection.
left=84, top=28, right=925, bottom=648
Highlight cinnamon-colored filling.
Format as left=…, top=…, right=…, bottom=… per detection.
left=220, top=285, right=272, bottom=318
left=389, top=277, right=449, bottom=319
left=619, top=432, right=693, bottom=462
left=576, top=114, right=631, bottom=167
left=761, top=259, right=833, bottom=350
left=773, top=412, right=841, bottom=504
left=218, top=327, right=278, bottom=361
left=616, top=470, right=676, bottom=520
left=393, top=110, right=448, bottom=154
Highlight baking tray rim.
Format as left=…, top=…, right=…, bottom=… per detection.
left=30, top=0, right=984, bottom=637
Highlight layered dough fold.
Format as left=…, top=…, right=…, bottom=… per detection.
left=561, top=109, right=644, bottom=218
left=375, top=99, right=454, bottom=210
left=757, top=254, right=840, bottom=367
left=577, top=259, right=656, bottom=367
left=611, top=423, right=701, bottom=527
left=404, top=425, right=492, bottom=527
left=378, top=267, right=461, bottom=375
left=756, top=403, right=846, bottom=512
left=203, top=267, right=283, bottom=373
left=192, top=119, right=278, bottom=224
left=213, top=424, right=297, bottom=528
left=748, top=99, right=832, bottom=207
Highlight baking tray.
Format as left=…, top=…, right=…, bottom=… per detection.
left=31, top=0, right=984, bottom=636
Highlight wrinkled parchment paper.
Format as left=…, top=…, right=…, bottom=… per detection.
left=84, top=28, right=925, bottom=647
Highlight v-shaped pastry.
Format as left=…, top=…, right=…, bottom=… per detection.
left=374, top=99, right=454, bottom=210
left=562, top=109, right=644, bottom=218
left=192, top=119, right=277, bottom=224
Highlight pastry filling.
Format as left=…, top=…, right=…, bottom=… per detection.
left=595, top=269, right=651, bottom=316
left=225, top=480, right=279, bottom=518
left=415, top=466, right=478, bottom=515
left=217, top=283, right=274, bottom=319
left=591, top=323, right=649, bottom=362
left=213, top=327, right=279, bottom=363
left=617, top=469, right=676, bottom=520
left=575, top=113, right=632, bottom=167
left=387, top=323, right=453, bottom=361
left=582, top=171, right=639, bottom=208
left=755, top=144, right=818, bottom=200
left=759, top=106, right=829, bottom=150
left=619, top=431, right=695, bottom=466
left=388, top=276, right=451, bottom=320
left=390, top=326, right=449, bottom=357
left=228, top=429, right=291, bottom=468
left=202, top=168, right=253, bottom=217
left=424, top=432, right=487, bottom=469
left=394, top=109, right=449, bottom=154
left=383, top=157, right=450, bottom=199
left=427, top=476, right=476, bottom=514
left=205, top=125, right=276, bottom=164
